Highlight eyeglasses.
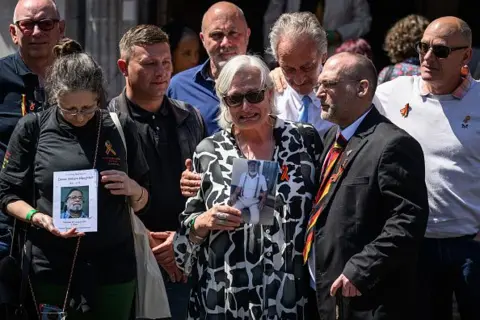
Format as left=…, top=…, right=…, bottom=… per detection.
left=313, top=79, right=361, bottom=92
left=58, top=105, right=98, bottom=116
left=67, top=196, right=83, bottom=201
left=415, top=42, right=469, bottom=59
left=222, top=89, right=266, bottom=108
left=15, top=18, right=59, bottom=33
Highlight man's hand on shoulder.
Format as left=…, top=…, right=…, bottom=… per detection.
left=269, top=67, right=287, bottom=93
left=180, top=159, right=202, bottom=197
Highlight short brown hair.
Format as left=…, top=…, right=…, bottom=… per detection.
left=384, top=15, right=430, bottom=64
left=119, top=24, right=169, bottom=60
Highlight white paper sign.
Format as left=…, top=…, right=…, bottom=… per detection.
left=53, top=169, right=98, bottom=232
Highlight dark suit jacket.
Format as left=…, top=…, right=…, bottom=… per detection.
left=312, top=107, right=429, bottom=320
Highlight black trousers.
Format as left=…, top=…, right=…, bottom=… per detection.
left=307, top=287, right=321, bottom=320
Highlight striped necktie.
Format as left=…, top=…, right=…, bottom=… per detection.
left=298, top=95, right=311, bottom=123
left=303, top=133, right=347, bottom=264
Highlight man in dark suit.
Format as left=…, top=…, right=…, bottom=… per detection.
left=305, top=52, right=429, bottom=320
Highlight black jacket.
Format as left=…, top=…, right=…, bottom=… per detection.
left=108, top=90, right=207, bottom=167
left=108, top=91, right=207, bottom=231
left=312, top=107, right=429, bottom=320
left=0, top=52, right=46, bottom=234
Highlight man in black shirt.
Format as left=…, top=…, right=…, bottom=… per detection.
left=108, top=24, right=206, bottom=320
left=0, top=0, right=65, bottom=259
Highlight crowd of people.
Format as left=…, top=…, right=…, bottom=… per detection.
left=0, top=0, right=478, bottom=320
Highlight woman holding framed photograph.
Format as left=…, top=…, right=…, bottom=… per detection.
left=0, top=39, right=149, bottom=319
left=174, top=54, right=323, bottom=319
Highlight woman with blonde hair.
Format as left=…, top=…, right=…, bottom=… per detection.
left=174, top=54, right=323, bottom=319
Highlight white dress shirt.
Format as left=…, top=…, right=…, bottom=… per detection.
left=308, top=108, right=371, bottom=289
left=276, top=84, right=334, bottom=136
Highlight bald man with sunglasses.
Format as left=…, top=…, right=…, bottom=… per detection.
left=0, top=0, right=65, bottom=261
left=374, top=16, right=480, bottom=320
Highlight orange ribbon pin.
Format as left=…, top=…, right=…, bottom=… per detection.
left=280, top=165, right=289, bottom=181
left=105, top=141, right=117, bottom=156
left=400, top=103, right=411, bottom=118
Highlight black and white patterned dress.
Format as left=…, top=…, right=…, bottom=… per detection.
left=174, top=117, right=323, bottom=319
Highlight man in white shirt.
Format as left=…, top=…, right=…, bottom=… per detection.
left=374, top=16, right=480, bottom=320
left=230, top=161, right=268, bottom=224
left=267, top=12, right=334, bottom=136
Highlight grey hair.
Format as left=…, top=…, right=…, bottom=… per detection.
left=267, top=12, right=327, bottom=61
left=45, top=52, right=107, bottom=106
left=458, top=19, right=472, bottom=47
left=216, top=55, right=278, bottom=130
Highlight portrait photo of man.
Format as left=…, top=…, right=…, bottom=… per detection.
left=230, top=159, right=278, bottom=225
left=60, top=188, right=89, bottom=219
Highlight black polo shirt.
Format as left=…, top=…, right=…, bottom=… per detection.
left=0, top=52, right=46, bottom=233
left=126, top=97, right=185, bottom=232
left=0, top=108, right=149, bottom=284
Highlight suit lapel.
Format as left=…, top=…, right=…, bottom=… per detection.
left=317, top=136, right=367, bottom=211
left=315, top=108, right=381, bottom=213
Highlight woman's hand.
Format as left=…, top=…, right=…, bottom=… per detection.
left=32, top=212, right=85, bottom=238
left=194, top=205, right=243, bottom=237
left=100, top=170, right=141, bottom=197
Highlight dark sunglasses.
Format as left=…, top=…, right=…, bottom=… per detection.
left=222, top=89, right=266, bottom=108
left=415, top=42, right=468, bottom=59
left=15, top=18, right=59, bottom=33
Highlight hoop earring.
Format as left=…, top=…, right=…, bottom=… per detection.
left=461, top=65, right=469, bottom=77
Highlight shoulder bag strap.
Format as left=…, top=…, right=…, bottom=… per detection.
left=110, top=112, right=127, bottom=156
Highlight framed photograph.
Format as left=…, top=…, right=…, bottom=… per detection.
left=59, top=186, right=90, bottom=219
left=52, top=169, right=98, bottom=232
left=230, top=158, right=279, bottom=225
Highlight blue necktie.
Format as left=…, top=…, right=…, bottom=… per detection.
left=299, top=95, right=311, bottom=123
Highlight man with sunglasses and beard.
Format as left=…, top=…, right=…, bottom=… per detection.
left=0, top=0, right=64, bottom=260
left=374, top=16, right=480, bottom=320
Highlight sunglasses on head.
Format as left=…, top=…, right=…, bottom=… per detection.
left=415, top=42, right=469, bottom=59
left=222, top=89, right=266, bottom=108
left=15, top=18, right=59, bottom=33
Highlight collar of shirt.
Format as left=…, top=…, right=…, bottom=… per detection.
left=61, top=211, right=87, bottom=219
left=195, top=59, right=215, bottom=83
left=13, top=51, right=34, bottom=76
left=419, top=72, right=475, bottom=100
left=126, top=96, right=169, bottom=120
left=246, top=172, right=260, bottom=179
left=339, top=107, right=372, bottom=141
left=286, top=84, right=321, bottom=110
